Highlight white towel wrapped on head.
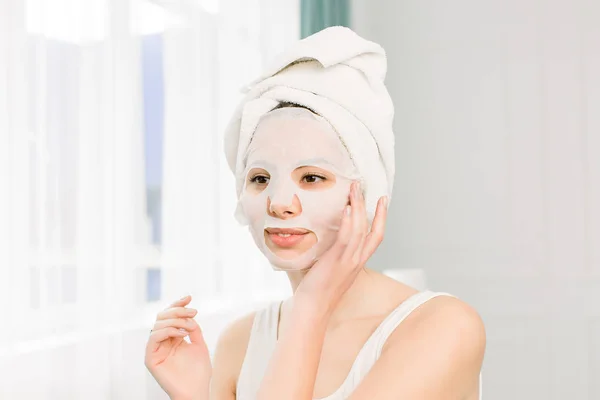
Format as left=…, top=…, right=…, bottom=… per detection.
left=223, top=26, right=395, bottom=222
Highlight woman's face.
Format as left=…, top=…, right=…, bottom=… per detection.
left=246, top=165, right=336, bottom=259
left=238, top=108, right=358, bottom=270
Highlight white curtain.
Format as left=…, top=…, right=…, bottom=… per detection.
left=0, top=0, right=297, bottom=398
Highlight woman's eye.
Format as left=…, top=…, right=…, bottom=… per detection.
left=250, top=175, right=269, bottom=185
left=302, top=174, right=326, bottom=184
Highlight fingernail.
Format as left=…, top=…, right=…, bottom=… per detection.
left=180, top=295, right=189, bottom=301
left=354, top=182, right=360, bottom=199
left=346, top=205, right=351, bottom=216
left=187, top=308, right=197, bottom=315
left=383, top=196, right=388, bottom=208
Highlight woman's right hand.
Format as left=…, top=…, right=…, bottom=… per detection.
left=295, top=182, right=387, bottom=310
left=144, top=295, right=212, bottom=400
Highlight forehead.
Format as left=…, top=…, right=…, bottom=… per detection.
left=245, top=112, right=353, bottom=172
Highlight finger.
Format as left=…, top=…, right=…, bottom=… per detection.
left=350, top=181, right=367, bottom=233
left=185, top=318, right=207, bottom=345
left=354, top=181, right=368, bottom=232
left=156, top=306, right=198, bottom=321
left=166, top=294, right=191, bottom=309
left=360, top=196, right=388, bottom=265
left=148, top=327, right=190, bottom=352
left=333, top=206, right=352, bottom=255
left=354, top=183, right=370, bottom=260
left=334, top=186, right=355, bottom=248
left=343, top=182, right=368, bottom=263
left=152, top=317, right=196, bottom=332
left=352, top=232, right=368, bottom=266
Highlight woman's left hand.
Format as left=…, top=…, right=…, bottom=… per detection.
left=295, top=181, right=388, bottom=311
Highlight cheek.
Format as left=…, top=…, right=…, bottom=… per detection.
left=301, top=181, right=351, bottom=220
left=240, top=192, right=267, bottom=224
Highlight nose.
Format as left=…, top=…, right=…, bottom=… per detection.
left=267, top=194, right=302, bottom=219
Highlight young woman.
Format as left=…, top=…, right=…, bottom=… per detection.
left=145, top=27, right=486, bottom=400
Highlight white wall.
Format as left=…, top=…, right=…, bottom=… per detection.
left=351, top=1, right=600, bottom=399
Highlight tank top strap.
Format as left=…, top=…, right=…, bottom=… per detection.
left=322, top=290, right=457, bottom=398
left=373, top=290, right=456, bottom=358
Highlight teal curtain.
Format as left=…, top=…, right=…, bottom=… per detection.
left=300, top=0, right=351, bottom=39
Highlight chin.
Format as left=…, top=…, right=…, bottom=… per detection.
left=266, top=244, right=311, bottom=260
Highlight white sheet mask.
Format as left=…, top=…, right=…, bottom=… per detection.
left=235, top=107, right=361, bottom=271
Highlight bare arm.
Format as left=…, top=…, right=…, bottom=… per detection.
left=348, top=296, right=486, bottom=400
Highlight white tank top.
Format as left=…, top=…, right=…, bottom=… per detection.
left=236, top=290, right=482, bottom=399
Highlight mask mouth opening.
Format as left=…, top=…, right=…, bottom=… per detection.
left=263, top=227, right=316, bottom=259
left=264, top=227, right=311, bottom=235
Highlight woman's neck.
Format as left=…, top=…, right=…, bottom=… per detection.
left=285, top=267, right=383, bottom=326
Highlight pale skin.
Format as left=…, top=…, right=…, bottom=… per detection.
left=145, top=168, right=486, bottom=400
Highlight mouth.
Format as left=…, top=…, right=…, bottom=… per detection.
left=264, top=227, right=310, bottom=248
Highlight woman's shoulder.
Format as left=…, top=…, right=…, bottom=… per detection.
left=383, top=291, right=486, bottom=367
left=216, top=310, right=257, bottom=354
left=416, top=293, right=485, bottom=334
left=374, top=273, right=485, bottom=345
left=210, top=309, right=259, bottom=398
left=211, top=300, right=281, bottom=380
left=351, top=291, right=485, bottom=398
left=214, top=299, right=281, bottom=351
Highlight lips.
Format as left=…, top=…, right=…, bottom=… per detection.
left=265, top=227, right=310, bottom=248
left=265, top=227, right=309, bottom=235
